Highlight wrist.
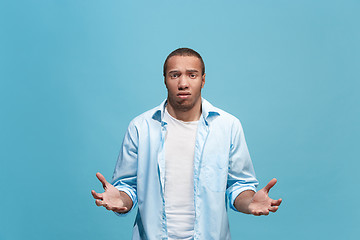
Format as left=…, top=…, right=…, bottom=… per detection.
left=234, top=190, right=255, bottom=214
left=119, top=191, right=133, bottom=212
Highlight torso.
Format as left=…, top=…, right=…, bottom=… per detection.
left=163, top=108, right=199, bottom=239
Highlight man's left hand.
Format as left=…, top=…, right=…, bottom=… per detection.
left=248, top=178, right=282, bottom=216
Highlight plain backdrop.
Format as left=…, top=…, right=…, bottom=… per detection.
left=1, top=0, right=359, bottom=239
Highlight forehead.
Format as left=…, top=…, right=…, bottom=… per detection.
left=166, top=55, right=202, bottom=72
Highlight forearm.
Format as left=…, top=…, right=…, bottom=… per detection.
left=119, top=191, right=133, bottom=212
left=233, top=190, right=255, bottom=214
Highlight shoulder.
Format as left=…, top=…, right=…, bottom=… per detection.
left=127, top=102, right=163, bottom=129
left=217, top=107, right=239, bottom=122
left=204, top=99, right=242, bottom=127
left=218, top=109, right=244, bottom=135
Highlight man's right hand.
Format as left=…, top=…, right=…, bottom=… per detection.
left=91, top=172, right=132, bottom=213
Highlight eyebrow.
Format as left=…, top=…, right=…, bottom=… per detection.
left=168, top=69, right=199, bottom=74
left=186, top=69, right=199, bottom=73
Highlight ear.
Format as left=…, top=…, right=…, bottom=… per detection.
left=201, top=73, right=206, bottom=88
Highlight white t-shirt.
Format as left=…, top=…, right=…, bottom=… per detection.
left=164, top=108, right=199, bottom=240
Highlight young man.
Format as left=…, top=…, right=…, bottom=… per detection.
left=91, top=48, right=282, bottom=240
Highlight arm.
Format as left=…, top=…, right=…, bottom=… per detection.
left=91, top=121, right=139, bottom=214
left=111, top=121, right=139, bottom=214
left=234, top=179, right=282, bottom=216
left=227, top=119, right=282, bottom=216
left=226, top=118, right=259, bottom=211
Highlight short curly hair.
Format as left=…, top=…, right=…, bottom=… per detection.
left=163, top=48, right=205, bottom=77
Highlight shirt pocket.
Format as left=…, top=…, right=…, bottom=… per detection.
left=204, top=155, right=228, bottom=192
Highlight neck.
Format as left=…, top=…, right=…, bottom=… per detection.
left=166, top=98, right=202, bottom=122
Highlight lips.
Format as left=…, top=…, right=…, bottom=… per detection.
left=177, top=92, right=191, bottom=99
left=177, top=92, right=191, bottom=96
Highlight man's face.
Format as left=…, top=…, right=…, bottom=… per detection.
left=164, top=55, right=205, bottom=112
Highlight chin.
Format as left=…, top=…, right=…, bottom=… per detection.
left=175, top=101, right=196, bottom=111
left=168, top=95, right=199, bottom=112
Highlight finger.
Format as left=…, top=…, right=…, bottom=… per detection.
left=252, top=210, right=269, bottom=216
left=257, top=210, right=269, bottom=216
left=269, top=206, right=278, bottom=213
left=262, top=210, right=269, bottom=216
left=251, top=210, right=260, bottom=216
left=91, top=190, right=103, bottom=200
left=263, top=178, right=277, bottom=192
left=271, top=198, right=282, bottom=206
left=96, top=172, right=109, bottom=189
left=95, top=199, right=109, bottom=209
left=95, top=199, right=105, bottom=207
left=110, top=206, right=128, bottom=212
left=104, top=203, right=121, bottom=211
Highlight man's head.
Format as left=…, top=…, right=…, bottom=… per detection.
left=163, top=48, right=206, bottom=115
left=163, top=48, right=205, bottom=77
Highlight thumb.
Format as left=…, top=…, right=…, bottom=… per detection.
left=96, top=172, right=109, bottom=189
left=263, top=178, right=277, bottom=193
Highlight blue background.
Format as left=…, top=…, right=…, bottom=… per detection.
left=1, top=0, right=359, bottom=239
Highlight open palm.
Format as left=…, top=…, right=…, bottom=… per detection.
left=91, top=172, right=128, bottom=213
left=248, top=178, right=282, bottom=216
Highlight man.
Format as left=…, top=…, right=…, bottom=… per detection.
left=91, top=48, right=282, bottom=239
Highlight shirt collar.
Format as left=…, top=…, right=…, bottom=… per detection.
left=152, top=98, right=220, bottom=124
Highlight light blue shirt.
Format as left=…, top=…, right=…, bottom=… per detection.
left=112, top=98, right=258, bottom=240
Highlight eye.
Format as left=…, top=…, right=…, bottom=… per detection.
left=189, top=74, right=196, bottom=78
left=170, top=73, right=179, bottom=78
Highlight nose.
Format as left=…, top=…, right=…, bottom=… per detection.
left=178, top=76, right=189, bottom=90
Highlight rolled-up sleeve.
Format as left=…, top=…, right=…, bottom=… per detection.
left=111, top=120, right=139, bottom=216
left=226, top=118, right=259, bottom=211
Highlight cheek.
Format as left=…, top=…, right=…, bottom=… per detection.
left=195, top=81, right=204, bottom=89
left=164, top=80, right=171, bottom=88
left=167, top=83, right=178, bottom=93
